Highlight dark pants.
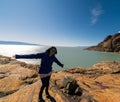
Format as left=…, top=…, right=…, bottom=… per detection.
left=39, top=76, right=50, bottom=98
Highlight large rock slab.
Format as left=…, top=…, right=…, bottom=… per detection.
left=0, top=56, right=120, bottom=102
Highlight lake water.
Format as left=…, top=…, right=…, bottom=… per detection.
left=0, top=45, right=120, bottom=71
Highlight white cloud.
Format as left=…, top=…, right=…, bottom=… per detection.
left=91, top=4, right=103, bottom=25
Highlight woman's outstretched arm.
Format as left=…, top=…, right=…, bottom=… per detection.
left=54, top=57, right=64, bottom=67
left=15, top=53, right=45, bottom=59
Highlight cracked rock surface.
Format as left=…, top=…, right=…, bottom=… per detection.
left=0, top=56, right=120, bottom=102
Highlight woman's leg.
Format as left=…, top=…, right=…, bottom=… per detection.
left=39, top=76, right=51, bottom=99
left=45, top=76, right=51, bottom=95
left=39, top=76, right=51, bottom=97
left=39, top=78, right=46, bottom=98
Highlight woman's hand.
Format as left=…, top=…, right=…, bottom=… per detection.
left=61, top=64, right=64, bottom=68
left=11, top=55, right=16, bottom=59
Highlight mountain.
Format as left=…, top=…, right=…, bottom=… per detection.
left=0, top=41, right=40, bottom=46
left=85, top=33, right=120, bottom=53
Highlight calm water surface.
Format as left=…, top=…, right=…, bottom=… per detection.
left=0, top=45, right=120, bottom=71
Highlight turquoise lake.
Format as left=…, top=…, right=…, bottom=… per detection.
left=0, top=45, right=120, bottom=71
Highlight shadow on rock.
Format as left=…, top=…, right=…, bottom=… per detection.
left=55, top=76, right=82, bottom=101
left=55, top=76, right=98, bottom=102
left=46, top=95, right=56, bottom=102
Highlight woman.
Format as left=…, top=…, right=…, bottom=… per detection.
left=14, top=46, right=64, bottom=102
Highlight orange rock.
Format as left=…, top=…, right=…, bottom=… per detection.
left=0, top=56, right=120, bottom=102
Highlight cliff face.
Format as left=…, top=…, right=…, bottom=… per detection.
left=0, top=56, right=120, bottom=102
left=85, top=33, right=120, bottom=53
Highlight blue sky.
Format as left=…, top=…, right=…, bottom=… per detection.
left=0, top=0, right=120, bottom=46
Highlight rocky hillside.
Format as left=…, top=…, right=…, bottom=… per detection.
left=0, top=56, right=120, bottom=102
left=85, top=33, right=120, bottom=53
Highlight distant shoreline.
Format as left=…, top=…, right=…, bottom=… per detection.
left=0, top=40, right=40, bottom=46
left=0, top=44, right=42, bottom=46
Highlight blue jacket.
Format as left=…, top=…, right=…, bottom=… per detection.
left=16, top=52, right=63, bottom=74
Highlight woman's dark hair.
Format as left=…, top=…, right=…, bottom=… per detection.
left=45, top=46, right=57, bottom=54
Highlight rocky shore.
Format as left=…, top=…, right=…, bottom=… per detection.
left=0, top=55, right=120, bottom=102
left=85, top=33, right=120, bottom=53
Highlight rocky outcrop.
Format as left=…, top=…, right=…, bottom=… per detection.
left=85, top=33, right=120, bottom=53
left=0, top=56, right=120, bottom=102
